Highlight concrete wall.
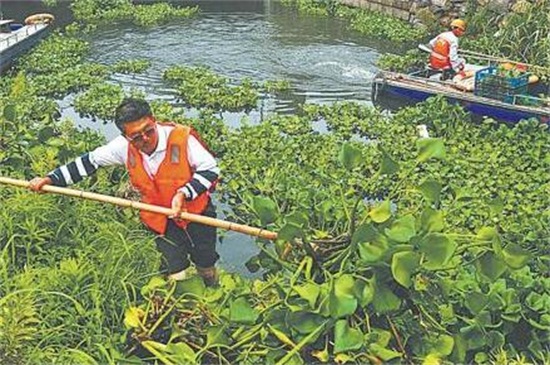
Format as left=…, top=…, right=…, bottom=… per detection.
left=340, top=0, right=414, bottom=21
left=339, top=0, right=517, bottom=26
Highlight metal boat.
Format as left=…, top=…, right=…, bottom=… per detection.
left=372, top=69, right=550, bottom=123
left=0, top=14, right=54, bottom=73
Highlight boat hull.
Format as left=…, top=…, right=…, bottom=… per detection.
left=0, top=24, right=51, bottom=73
left=372, top=75, right=550, bottom=124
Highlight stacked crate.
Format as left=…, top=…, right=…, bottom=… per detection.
left=474, top=66, right=529, bottom=104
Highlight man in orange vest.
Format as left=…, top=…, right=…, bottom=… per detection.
left=428, top=19, right=467, bottom=80
left=28, top=98, right=220, bottom=286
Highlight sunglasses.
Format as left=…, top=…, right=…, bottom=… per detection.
left=125, top=124, right=156, bottom=143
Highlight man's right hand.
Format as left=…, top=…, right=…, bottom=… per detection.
left=28, top=177, right=52, bottom=193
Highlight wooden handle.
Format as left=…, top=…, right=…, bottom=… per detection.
left=459, top=49, right=549, bottom=72
left=0, top=176, right=278, bottom=241
left=419, top=44, right=549, bottom=72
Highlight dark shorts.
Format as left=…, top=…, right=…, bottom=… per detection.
left=154, top=202, right=219, bottom=274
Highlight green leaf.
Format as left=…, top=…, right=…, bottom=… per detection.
left=288, top=311, right=324, bottom=334
left=429, top=334, right=454, bottom=356
left=525, top=292, right=545, bottom=312
left=385, top=214, right=416, bottom=242
left=461, top=326, right=486, bottom=350
left=418, top=180, right=442, bottom=204
left=379, top=147, right=399, bottom=175
left=391, top=250, right=420, bottom=288
left=206, top=325, right=230, bottom=347
left=369, top=200, right=392, bottom=223
left=372, top=281, right=401, bottom=314
left=140, top=276, right=167, bottom=297
left=450, top=334, right=467, bottom=363
left=365, top=328, right=392, bottom=347
left=502, top=243, right=531, bottom=269
left=475, top=252, right=507, bottom=282
left=334, top=353, right=352, bottom=364
left=465, top=292, right=488, bottom=315
left=278, top=222, right=303, bottom=242
left=420, top=208, right=444, bottom=233
left=423, top=354, right=442, bottom=365
left=369, top=343, right=402, bottom=361
left=476, top=226, right=502, bottom=254
left=253, top=196, right=278, bottom=225
left=475, top=352, right=488, bottom=363
left=486, top=331, right=505, bottom=348
left=353, top=279, right=374, bottom=307
left=418, top=234, right=457, bottom=270
left=175, top=276, right=206, bottom=297
left=358, top=233, right=388, bottom=263
left=229, top=297, right=259, bottom=324
left=339, top=143, right=363, bottom=170
left=351, top=223, right=378, bottom=246
left=329, top=274, right=358, bottom=319
left=333, top=320, right=364, bottom=354
left=3, top=104, right=16, bottom=121
left=416, top=138, right=446, bottom=162
left=293, top=282, right=320, bottom=308
left=166, top=342, right=196, bottom=364
left=358, top=243, right=385, bottom=263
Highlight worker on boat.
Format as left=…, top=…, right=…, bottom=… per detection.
left=28, top=98, right=221, bottom=286
left=428, top=19, right=467, bottom=80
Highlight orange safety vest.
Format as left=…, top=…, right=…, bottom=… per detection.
left=429, top=36, right=451, bottom=70
left=127, top=124, right=211, bottom=234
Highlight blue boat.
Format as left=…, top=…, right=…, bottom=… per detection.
left=372, top=70, right=550, bottom=123
left=0, top=14, right=54, bottom=73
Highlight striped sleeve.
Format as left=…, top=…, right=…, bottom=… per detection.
left=178, top=135, right=219, bottom=201
left=47, top=153, right=99, bottom=187
left=47, top=137, right=127, bottom=187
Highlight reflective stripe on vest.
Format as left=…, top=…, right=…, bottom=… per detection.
left=127, top=124, right=210, bottom=234
left=429, top=36, right=451, bottom=70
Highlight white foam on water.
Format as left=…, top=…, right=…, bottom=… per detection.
left=313, top=61, right=374, bottom=80
left=342, top=65, right=375, bottom=80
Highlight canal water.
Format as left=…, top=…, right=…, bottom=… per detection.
left=2, top=0, right=388, bottom=276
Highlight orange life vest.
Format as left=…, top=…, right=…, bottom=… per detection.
left=127, top=124, right=210, bottom=234
left=429, top=36, right=451, bottom=70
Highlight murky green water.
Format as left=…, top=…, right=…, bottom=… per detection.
left=3, top=0, right=386, bottom=275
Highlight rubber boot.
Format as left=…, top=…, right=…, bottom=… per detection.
left=196, top=266, right=219, bottom=287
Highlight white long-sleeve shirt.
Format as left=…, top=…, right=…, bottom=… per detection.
left=429, top=31, right=465, bottom=71
left=48, top=124, right=219, bottom=200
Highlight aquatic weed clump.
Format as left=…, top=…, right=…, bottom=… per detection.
left=71, top=0, right=199, bottom=27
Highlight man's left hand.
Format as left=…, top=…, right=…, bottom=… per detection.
left=171, top=191, right=187, bottom=220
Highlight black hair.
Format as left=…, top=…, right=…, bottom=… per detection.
left=114, top=98, right=152, bottom=132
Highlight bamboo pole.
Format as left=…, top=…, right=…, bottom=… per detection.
left=0, top=176, right=278, bottom=241
left=459, top=49, right=550, bottom=72
left=418, top=44, right=550, bottom=73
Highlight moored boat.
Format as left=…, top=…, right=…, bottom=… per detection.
left=0, top=13, right=54, bottom=73
left=372, top=68, right=550, bottom=123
